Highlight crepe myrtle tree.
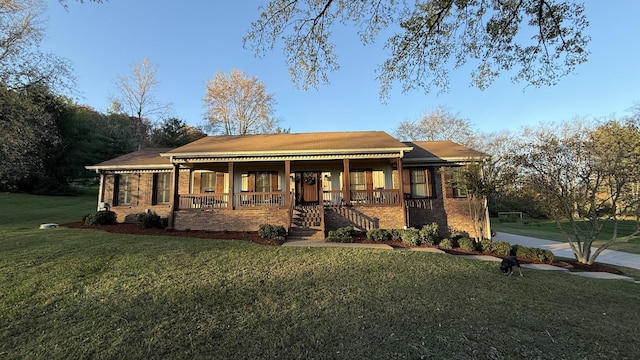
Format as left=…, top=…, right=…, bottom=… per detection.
left=244, top=0, right=590, bottom=98
left=513, top=120, right=640, bottom=265
left=445, top=158, right=496, bottom=241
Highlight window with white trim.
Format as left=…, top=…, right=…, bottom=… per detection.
left=153, top=173, right=171, bottom=204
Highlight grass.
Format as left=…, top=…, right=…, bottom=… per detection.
left=1, top=192, right=639, bottom=359
left=491, top=217, right=640, bottom=254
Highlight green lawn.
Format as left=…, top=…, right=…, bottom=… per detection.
left=1, top=192, right=639, bottom=359
left=491, top=217, right=640, bottom=254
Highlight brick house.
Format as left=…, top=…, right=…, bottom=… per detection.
left=85, top=131, right=490, bottom=239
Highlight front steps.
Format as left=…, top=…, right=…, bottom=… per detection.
left=288, top=205, right=324, bottom=240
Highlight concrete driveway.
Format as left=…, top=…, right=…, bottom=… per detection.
left=495, top=232, right=640, bottom=270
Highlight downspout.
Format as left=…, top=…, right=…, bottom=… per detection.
left=168, top=156, right=179, bottom=228
left=397, top=154, right=408, bottom=228
left=96, top=170, right=104, bottom=211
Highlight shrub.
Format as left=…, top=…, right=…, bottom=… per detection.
left=389, top=229, right=403, bottom=241
left=83, top=210, right=117, bottom=225
left=419, top=223, right=439, bottom=245
left=327, top=226, right=354, bottom=243
left=367, top=228, right=390, bottom=242
left=457, top=237, right=475, bottom=252
left=136, top=212, right=163, bottom=228
left=477, top=239, right=493, bottom=252
left=258, top=224, right=286, bottom=240
left=542, top=250, right=555, bottom=263
left=400, top=228, right=421, bottom=246
left=492, top=241, right=512, bottom=256
left=514, top=245, right=534, bottom=259
left=439, top=238, right=454, bottom=249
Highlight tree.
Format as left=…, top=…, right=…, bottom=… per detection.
left=113, top=57, right=171, bottom=150
left=149, top=117, right=207, bottom=148
left=0, top=85, right=60, bottom=191
left=476, top=131, right=545, bottom=218
left=393, top=106, right=477, bottom=147
left=513, top=120, right=640, bottom=264
left=1, top=0, right=73, bottom=91
left=244, top=0, right=590, bottom=97
left=203, top=69, right=279, bottom=135
left=449, top=161, right=492, bottom=241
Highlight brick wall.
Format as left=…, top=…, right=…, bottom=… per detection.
left=325, top=205, right=405, bottom=232
left=405, top=166, right=490, bottom=239
left=102, top=171, right=190, bottom=223
left=173, top=208, right=289, bottom=232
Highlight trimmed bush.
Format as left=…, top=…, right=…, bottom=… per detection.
left=513, top=245, right=534, bottom=259
left=492, top=241, right=512, bottom=256
left=327, top=226, right=354, bottom=243
left=83, top=210, right=117, bottom=225
left=401, top=228, right=421, bottom=246
left=136, top=212, right=163, bottom=228
left=419, top=223, right=439, bottom=245
left=439, top=238, right=454, bottom=249
left=389, top=229, right=403, bottom=241
left=542, top=250, right=555, bottom=263
left=258, top=224, right=286, bottom=240
left=457, top=237, right=475, bottom=252
left=367, top=228, right=390, bottom=242
left=477, top=239, right=493, bottom=252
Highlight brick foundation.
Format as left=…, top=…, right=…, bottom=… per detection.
left=173, top=208, right=289, bottom=232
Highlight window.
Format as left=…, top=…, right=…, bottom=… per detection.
left=256, top=172, right=272, bottom=193
left=201, top=172, right=216, bottom=193
left=240, top=172, right=278, bottom=192
left=153, top=173, right=171, bottom=205
left=372, top=170, right=385, bottom=189
left=350, top=171, right=366, bottom=190
left=117, top=174, right=132, bottom=205
left=410, top=168, right=433, bottom=198
left=241, top=173, right=250, bottom=192
left=450, top=169, right=468, bottom=198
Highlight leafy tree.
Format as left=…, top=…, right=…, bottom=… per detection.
left=0, top=85, right=60, bottom=191
left=203, top=69, right=279, bottom=135
left=393, top=106, right=477, bottom=147
left=113, top=57, right=171, bottom=149
left=1, top=0, right=74, bottom=91
left=513, top=120, right=640, bottom=264
left=149, top=117, right=207, bottom=148
left=244, top=0, right=590, bottom=97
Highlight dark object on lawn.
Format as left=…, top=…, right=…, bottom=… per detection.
left=500, top=256, right=523, bottom=276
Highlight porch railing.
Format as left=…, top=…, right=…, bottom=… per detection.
left=179, top=193, right=229, bottom=209
left=323, top=189, right=401, bottom=206
left=234, top=191, right=287, bottom=207
left=179, top=191, right=289, bottom=209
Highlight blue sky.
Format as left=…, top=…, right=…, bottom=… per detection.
left=41, top=1, right=640, bottom=135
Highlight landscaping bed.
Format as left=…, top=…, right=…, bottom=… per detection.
left=64, top=222, right=624, bottom=275
left=63, top=221, right=282, bottom=246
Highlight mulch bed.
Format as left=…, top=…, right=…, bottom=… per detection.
left=63, top=222, right=624, bottom=275
left=62, top=221, right=282, bottom=246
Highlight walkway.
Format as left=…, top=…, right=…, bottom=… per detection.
left=495, top=232, right=640, bottom=270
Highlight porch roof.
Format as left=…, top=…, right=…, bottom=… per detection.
left=403, top=141, right=488, bottom=163
left=162, top=131, right=413, bottom=162
left=85, top=148, right=174, bottom=172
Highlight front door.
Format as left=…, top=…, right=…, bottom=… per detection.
left=297, top=172, right=319, bottom=204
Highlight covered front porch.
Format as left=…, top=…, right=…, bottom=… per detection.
left=168, top=158, right=407, bottom=233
